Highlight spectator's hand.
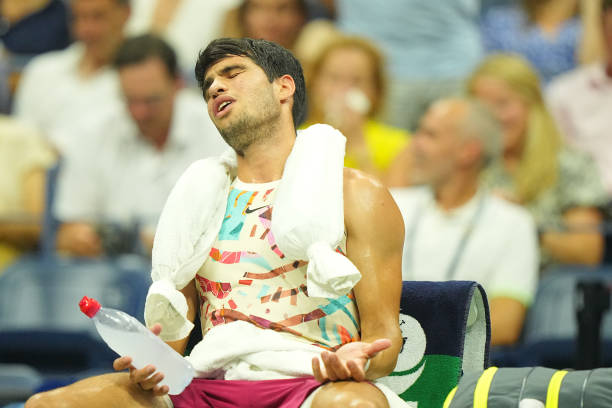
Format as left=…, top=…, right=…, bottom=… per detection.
left=324, top=88, right=369, bottom=135
left=112, top=323, right=169, bottom=396
left=56, top=223, right=102, bottom=257
left=311, top=338, right=391, bottom=382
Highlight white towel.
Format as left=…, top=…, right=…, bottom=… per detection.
left=185, top=321, right=412, bottom=408
left=145, top=124, right=362, bottom=342
left=186, top=321, right=321, bottom=380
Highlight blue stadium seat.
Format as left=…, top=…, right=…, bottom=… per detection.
left=509, top=265, right=612, bottom=368
left=0, top=364, right=41, bottom=406
left=0, top=255, right=151, bottom=375
left=40, top=161, right=61, bottom=260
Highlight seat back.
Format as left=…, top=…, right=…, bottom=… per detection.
left=0, top=255, right=150, bottom=374
left=520, top=265, right=612, bottom=368
left=40, top=161, right=61, bottom=260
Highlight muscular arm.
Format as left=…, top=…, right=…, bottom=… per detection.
left=344, top=168, right=404, bottom=379
left=540, top=207, right=604, bottom=265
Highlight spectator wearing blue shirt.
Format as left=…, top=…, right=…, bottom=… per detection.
left=481, top=0, right=604, bottom=84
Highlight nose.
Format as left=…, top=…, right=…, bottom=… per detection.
left=208, top=77, right=228, bottom=99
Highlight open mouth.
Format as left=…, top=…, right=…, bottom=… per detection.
left=218, top=101, right=232, bottom=113
left=214, top=98, right=235, bottom=118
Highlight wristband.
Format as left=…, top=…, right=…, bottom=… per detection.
left=364, top=359, right=371, bottom=372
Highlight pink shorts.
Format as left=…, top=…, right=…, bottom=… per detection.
left=169, top=377, right=322, bottom=408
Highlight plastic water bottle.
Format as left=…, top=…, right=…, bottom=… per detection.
left=79, top=296, right=195, bottom=395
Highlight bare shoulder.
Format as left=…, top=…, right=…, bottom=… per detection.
left=343, top=167, right=387, bottom=203
left=343, top=168, right=405, bottom=243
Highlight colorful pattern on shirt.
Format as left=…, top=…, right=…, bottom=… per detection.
left=196, top=180, right=360, bottom=350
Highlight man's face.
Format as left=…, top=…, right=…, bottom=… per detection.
left=71, top=0, right=128, bottom=54
left=411, top=102, right=464, bottom=186
left=243, top=0, right=305, bottom=49
left=202, top=55, right=281, bottom=153
left=119, top=57, right=178, bottom=140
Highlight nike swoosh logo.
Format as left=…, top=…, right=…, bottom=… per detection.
left=245, top=205, right=269, bottom=214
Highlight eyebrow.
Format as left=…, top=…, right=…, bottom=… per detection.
left=203, top=64, right=247, bottom=99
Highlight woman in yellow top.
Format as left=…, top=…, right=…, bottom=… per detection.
left=304, top=35, right=410, bottom=185
left=0, top=116, right=56, bottom=273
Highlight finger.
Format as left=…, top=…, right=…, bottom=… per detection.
left=324, top=352, right=350, bottom=380
left=320, top=352, right=338, bottom=381
left=311, top=357, right=326, bottom=383
left=365, top=338, right=392, bottom=357
left=322, top=352, right=350, bottom=381
left=130, top=365, right=156, bottom=384
left=346, top=359, right=366, bottom=382
left=149, top=323, right=162, bottom=336
left=151, top=384, right=170, bottom=397
left=113, top=356, right=133, bottom=371
left=139, top=372, right=164, bottom=391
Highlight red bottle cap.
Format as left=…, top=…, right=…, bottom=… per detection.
left=79, top=296, right=101, bottom=318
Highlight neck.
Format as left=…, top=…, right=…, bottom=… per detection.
left=144, top=127, right=171, bottom=151
left=503, top=146, right=524, bottom=173
left=433, top=170, right=479, bottom=211
left=79, top=38, right=121, bottom=77
left=236, top=121, right=296, bottom=183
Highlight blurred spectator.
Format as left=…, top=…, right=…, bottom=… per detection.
left=547, top=0, right=612, bottom=198
left=221, top=0, right=308, bottom=52
left=124, top=0, right=240, bottom=84
left=327, top=0, right=483, bottom=132
left=481, top=0, right=604, bottom=84
left=392, top=98, right=538, bottom=346
left=0, top=116, right=56, bottom=272
left=468, top=54, right=608, bottom=267
left=12, top=0, right=129, bottom=154
left=304, top=35, right=409, bottom=184
left=0, top=0, right=71, bottom=55
left=0, top=0, right=71, bottom=108
left=54, top=34, right=227, bottom=258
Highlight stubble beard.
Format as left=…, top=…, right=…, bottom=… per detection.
left=218, top=93, right=281, bottom=156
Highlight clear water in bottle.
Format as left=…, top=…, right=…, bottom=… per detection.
left=80, top=296, right=194, bottom=395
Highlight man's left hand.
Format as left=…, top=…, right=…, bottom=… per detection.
left=311, top=338, right=391, bottom=382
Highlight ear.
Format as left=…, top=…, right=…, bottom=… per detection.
left=276, top=74, right=296, bottom=105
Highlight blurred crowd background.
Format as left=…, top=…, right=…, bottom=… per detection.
left=2, top=0, right=612, bottom=396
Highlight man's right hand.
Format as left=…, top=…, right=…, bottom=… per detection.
left=112, top=323, right=169, bottom=396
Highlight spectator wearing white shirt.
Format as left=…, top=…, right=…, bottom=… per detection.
left=12, top=0, right=130, bottom=154
left=392, top=98, right=539, bottom=346
left=547, top=0, right=612, bottom=198
left=54, top=34, right=227, bottom=258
